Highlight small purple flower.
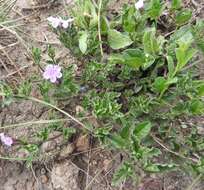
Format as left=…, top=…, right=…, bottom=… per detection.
left=0, top=133, right=13, bottom=146
left=43, top=64, right=62, bottom=83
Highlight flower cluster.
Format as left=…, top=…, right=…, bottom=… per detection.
left=43, top=64, right=62, bottom=83
left=47, top=16, right=74, bottom=29
left=0, top=133, right=13, bottom=146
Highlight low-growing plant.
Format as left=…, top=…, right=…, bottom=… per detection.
left=1, top=0, right=204, bottom=188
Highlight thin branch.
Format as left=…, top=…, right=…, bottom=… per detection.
left=0, top=118, right=71, bottom=129
left=151, top=135, right=199, bottom=163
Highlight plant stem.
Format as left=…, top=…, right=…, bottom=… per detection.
left=0, top=119, right=71, bottom=129
left=0, top=156, right=28, bottom=161
left=98, top=0, right=103, bottom=57
left=0, top=93, right=92, bottom=132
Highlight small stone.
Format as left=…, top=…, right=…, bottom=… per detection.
left=103, top=159, right=112, bottom=172
left=41, top=141, right=57, bottom=153
left=76, top=135, right=89, bottom=152
left=60, top=143, right=75, bottom=158
left=197, top=126, right=204, bottom=135
left=40, top=175, right=49, bottom=184
left=76, top=105, right=84, bottom=114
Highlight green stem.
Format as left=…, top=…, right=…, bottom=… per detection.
left=98, top=0, right=103, bottom=57
left=0, top=156, right=28, bottom=161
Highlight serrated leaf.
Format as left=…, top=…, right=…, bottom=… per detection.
left=108, top=29, right=133, bottom=50
left=112, top=162, right=133, bottom=186
left=133, top=121, right=152, bottom=142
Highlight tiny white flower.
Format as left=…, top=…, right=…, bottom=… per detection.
left=47, top=16, right=74, bottom=29
left=135, top=0, right=144, bottom=10
left=60, top=18, right=74, bottom=29
left=47, top=16, right=61, bottom=28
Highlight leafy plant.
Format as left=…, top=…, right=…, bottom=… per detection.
left=1, top=0, right=204, bottom=188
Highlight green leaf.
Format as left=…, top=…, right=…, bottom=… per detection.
left=170, top=25, right=192, bottom=44
left=120, top=119, right=132, bottom=139
left=109, top=49, right=146, bottom=69
left=108, top=29, right=133, bottom=50
left=197, top=83, right=204, bottom=96
left=153, top=77, right=167, bottom=93
left=147, top=0, right=164, bottom=20
left=79, top=31, right=88, bottom=54
left=176, top=45, right=197, bottom=71
left=110, top=134, right=127, bottom=149
left=112, top=162, right=133, bottom=186
left=144, top=163, right=160, bottom=172
left=123, top=49, right=146, bottom=68
left=171, top=0, right=182, bottom=10
left=192, top=20, right=204, bottom=54
left=176, top=9, right=192, bottom=26
left=143, top=28, right=164, bottom=55
left=143, top=53, right=155, bottom=70
left=145, top=148, right=162, bottom=158
left=101, top=16, right=110, bottom=34
left=122, top=6, right=136, bottom=33
left=166, top=77, right=178, bottom=85
left=188, top=99, right=204, bottom=115
left=133, top=121, right=152, bottom=142
left=32, top=47, right=41, bottom=65
left=144, top=163, right=176, bottom=172
left=167, top=56, right=175, bottom=78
